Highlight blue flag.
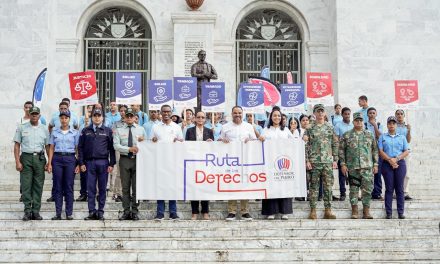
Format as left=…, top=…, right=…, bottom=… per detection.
left=33, top=68, right=47, bottom=107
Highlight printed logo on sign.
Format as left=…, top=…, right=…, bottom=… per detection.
left=74, top=80, right=93, bottom=95
left=121, top=80, right=135, bottom=96
left=400, top=88, right=415, bottom=102
left=287, top=92, right=299, bottom=106
left=247, top=92, right=259, bottom=107
left=207, top=91, right=219, bottom=105
left=179, top=85, right=191, bottom=99
left=154, top=87, right=168, bottom=102
left=312, top=81, right=327, bottom=95
left=273, top=156, right=295, bottom=180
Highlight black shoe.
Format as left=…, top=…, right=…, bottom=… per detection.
left=169, top=213, right=180, bottom=220
left=318, top=197, right=323, bottom=201
left=295, top=197, right=305, bottom=201
left=398, top=214, right=406, bottom=219
left=84, top=212, right=97, bottom=220
left=131, top=213, right=139, bottom=221
left=154, top=214, right=164, bottom=221
left=46, top=197, right=55, bottom=202
left=339, top=195, right=346, bottom=201
left=115, top=196, right=122, bottom=202
left=32, top=213, right=43, bottom=220
left=76, top=195, right=87, bottom=202
left=66, top=215, right=74, bottom=220
left=404, top=195, right=413, bottom=201
left=119, top=212, right=132, bottom=221
left=332, top=195, right=339, bottom=201
left=51, top=215, right=62, bottom=220
left=22, top=212, right=32, bottom=221
left=225, top=213, right=236, bottom=221
left=19, top=195, right=23, bottom=202
left=96, top=195, right=99, bottom=202
left=372, top=196, right=384, bottom=201
left=386, top=214, right=392, bottom=219
left=241, top=213, right=253, bottom=221
left=97, top=214, right=105, bottom=221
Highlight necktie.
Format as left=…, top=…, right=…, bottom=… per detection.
left=128, top=126, right=133, bottom=158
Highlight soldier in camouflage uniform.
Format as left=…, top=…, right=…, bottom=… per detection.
left=305, top=104, right=339, bottom=219
left=339, top=112, right=378, bottom=219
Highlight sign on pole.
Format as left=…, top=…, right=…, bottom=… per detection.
left=173, top=77, right=197, bottom=108
left=280, top=84, right=305, bottom=113
left=306, top=72, right=334, bottom=106
left=148, top=80, right=172, bottom=110
left=115, top=72, right=142, bottom=105
left=68, top=71, right=98, bottom=106
left=395, top=80, right=419, bottom=109
left=201, top=82, right=225, bottom=112
left=239, top=83, right=265, bottom=114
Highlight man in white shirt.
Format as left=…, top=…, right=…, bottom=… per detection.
left=151, top=105, right=184, bottom=220
left=219, top=106, right=257, bottom=221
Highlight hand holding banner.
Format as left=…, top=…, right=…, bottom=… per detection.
left=173, top=77, right=197, bottom=108
left=280, top=84, right=305, bottom=113
left=148, top=80, right=173, bottom=110
left=116, top=72, right=142, bottom=105
left=239, top=83, right=264, bottom=114
left=201, top=82, right=225, bottom=112
left=395, top=80, right=419, bottom=109
left=68, top=71, right=98, bottom=106
left=306, top=72, right=334, bottom=106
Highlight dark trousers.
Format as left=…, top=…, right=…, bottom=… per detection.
left=86, top=159, right=109, bottom=215
left=157, top=200, right=177, bottom=216
left=382, top=160, right=406, bottom=215
left=337, top=160, right=347, bottom=196
left=371, top=157, right=383, bottom=198
left=79, top=171, right=87, bottom=196
left=120, top=156, right=138, bottom=214
left=52, top=154, right=76, bottom=216
left=191, top=201, right=209, bottom=214
left=20, top=153, right=46, bottom=213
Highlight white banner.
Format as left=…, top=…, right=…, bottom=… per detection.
left=137, top=139, right=307, bottom=200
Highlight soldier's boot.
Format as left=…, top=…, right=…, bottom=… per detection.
left=362, top=206, right=373, bottom=219
left=323, top=208, right=336, bottom=219
left=308, top=208, right=317, bottom=220
left=351, top=205, right=359, bottom=219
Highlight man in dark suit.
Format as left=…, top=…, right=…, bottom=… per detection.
left=185, top=111, right=214, bottom=220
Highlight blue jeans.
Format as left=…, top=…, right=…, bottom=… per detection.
left=157, top=200, right=177, bottom=216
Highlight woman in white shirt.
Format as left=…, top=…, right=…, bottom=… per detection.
left=288, top=116, right=301, bottom=139
left=259, top=108, right=294, bottom=220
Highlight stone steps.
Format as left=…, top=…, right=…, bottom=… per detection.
left=1, top=248, right=439, bottom=263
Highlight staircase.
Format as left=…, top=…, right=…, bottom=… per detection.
left=0, top=139, right=438, bottom=263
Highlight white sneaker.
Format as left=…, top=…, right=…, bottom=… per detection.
left=281, top=215, right=288, bottom=220
left=225, top=213, right=236, bottom=221
left=267, top=215, right=275, bottom=220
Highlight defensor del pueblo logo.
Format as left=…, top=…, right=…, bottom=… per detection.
left=273, top=155, right=295, bottom=180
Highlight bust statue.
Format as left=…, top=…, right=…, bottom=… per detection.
left=191, top=50, right=218, bottom=111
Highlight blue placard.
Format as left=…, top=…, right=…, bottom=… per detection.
left=148, top=80, right=173, bottom=110
left=116, top=72, right=142, bottom=104
left=173, top=77, right=197, bottom=108
left=201, top=82, right=225, bottom=112
left=280, top=84, right=305, bottom=113
left=239, top=83, right=265, bottom=114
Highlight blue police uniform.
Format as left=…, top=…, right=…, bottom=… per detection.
left=49, top=127, right=79, bottom=218
left=137, top=111, right=149, bottom=126
left=378, top=132, right=409, bottom=217
left=105, top=111, right=121, bottom=127
left=334, top=121, right=354, bottom=198
left=142, top=120, right=160, bottom=139
left=78, top=123, right=116, bottom=218
left=205, top=122, right=223, bottom=141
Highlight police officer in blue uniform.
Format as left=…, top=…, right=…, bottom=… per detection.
left=78, top=108, right=116, bottom=220
left=47, top=110, right=80, bottom=220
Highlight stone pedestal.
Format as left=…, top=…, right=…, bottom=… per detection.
left=171, top=13, right=217, bottom=77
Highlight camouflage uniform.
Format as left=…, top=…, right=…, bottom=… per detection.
left=305, top=121, right=339, bottom=209
left=339, top=128, right=378, bottom=207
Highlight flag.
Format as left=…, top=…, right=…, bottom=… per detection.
left=32, top=68, right=47, bottom=107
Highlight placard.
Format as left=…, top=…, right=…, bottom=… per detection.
left=173, top=77, right=197, bottom=108
left=395, top=80, right=419, bottom=109
left=115, top=72, right=142, bottom=105
left=239, top=83, right=265, bottom=114
left=280, top=84, right=305, bottom=113
left=306, top=72, right=334, bottom=106
left=201, top=82, right=225, bottom=112
left=68, top=71, right=98, bottom=106
left=148, top=80, right=173, bottom=110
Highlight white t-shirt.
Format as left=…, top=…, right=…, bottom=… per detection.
left=219, top=122, right=257, bottom=142
left=262, top=126, right=295, bottom=140
left=150, top=121, right=184, bottom=143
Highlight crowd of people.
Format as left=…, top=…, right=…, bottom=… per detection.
left=13, top=95, right=412, bottom=221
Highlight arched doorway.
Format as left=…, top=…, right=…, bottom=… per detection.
left=84, top=6, right=152, bottom=110
left=236, top=9, right=302, bottom=87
